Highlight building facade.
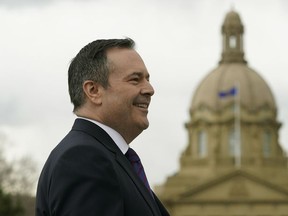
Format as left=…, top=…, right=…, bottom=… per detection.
left=156, top=10, right=288, bottom=216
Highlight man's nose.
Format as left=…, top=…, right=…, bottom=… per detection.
left=141, top=81, right=155, bottom=96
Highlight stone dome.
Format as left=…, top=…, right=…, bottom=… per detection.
left=223, top=11, right=243, bottom=30
left=191, top=63, right=276, bottom=112
left=191, top=10, right=276, bottom=114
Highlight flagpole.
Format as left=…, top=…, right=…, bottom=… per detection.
left=234, top=82, right=241, bottom=168
left=218, top=85, right=241, bottom=168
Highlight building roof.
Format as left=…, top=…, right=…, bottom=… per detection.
left=222, top=10, right=243, bottom=31
left=191, top=63, right=276, bottom=112
left=191, top=10, right=276, bottom=113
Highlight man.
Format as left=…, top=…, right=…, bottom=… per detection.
left=36, top=38, right=170, bottom=216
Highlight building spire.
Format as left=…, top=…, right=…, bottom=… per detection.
left=230, top=0, right=235, bottom=11
left=219, top=10, right=247, bottom=64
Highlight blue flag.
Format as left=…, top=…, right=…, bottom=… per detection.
left=218, top=87, right=237, bottom=98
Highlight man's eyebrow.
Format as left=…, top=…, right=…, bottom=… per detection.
left=130, top=72, right=142, bottom=76
left=128, top=72, right=150, bottom=79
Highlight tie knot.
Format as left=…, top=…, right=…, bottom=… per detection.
left=125, top=148, right=141, bottom=163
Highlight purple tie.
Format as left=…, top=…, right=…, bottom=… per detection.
left=125, top=148, right=153, bottom=196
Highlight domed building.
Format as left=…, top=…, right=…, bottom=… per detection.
left=156, top=10, right=288, bottom=216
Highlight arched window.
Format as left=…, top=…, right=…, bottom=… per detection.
left=229, top=35, right=237, bottom=48
left=263, top=131, right=272, bottom=157
left=198, top=130, right=207, bottom=158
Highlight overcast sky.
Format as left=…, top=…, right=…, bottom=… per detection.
left=0, top=0, right=287, bottom=192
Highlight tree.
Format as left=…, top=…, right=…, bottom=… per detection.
left=0, top=131, right=38, bottom=215
left=1, top=156, right=38, bottom=195
left=0, top=131, right=37, bottom=195
left=0, top=188, right=24, bottom=216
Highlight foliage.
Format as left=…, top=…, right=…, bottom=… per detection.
left=1, top=156, right=38, bottom=195
left=0, top=131, right=38, bottom=215
left=0, top=132, right=37, bottom=195
left=0, top=188, right=24, bottom=216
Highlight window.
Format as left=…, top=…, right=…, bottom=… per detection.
left=263, top=131, right=272, bottom=157
left=229, top=128, right=236, bottom=156
left=198, top=131, right=207, bottom=158
left=229, top=35, right=237, bottom=48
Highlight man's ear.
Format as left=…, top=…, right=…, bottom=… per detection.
left=82, top=80, right=104, bottom=105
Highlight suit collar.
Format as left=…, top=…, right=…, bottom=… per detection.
left=72, top=118, right=120, bottom=153
left=76, top=117, right=129, bottom=154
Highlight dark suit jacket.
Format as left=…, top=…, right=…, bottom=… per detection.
left=36, top=119, right=170, bottom=216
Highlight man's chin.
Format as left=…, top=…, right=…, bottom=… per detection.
left=139, top=119, right=149, bottom=130
left=142, top=122, right=149, bottom=130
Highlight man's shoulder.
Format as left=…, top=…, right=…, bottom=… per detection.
left=53, top=127, right=107, bottom=159
left=40, top=127, right=112, bottom=179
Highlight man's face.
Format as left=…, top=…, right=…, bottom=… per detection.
left=100, top=48, right=154, bottom=143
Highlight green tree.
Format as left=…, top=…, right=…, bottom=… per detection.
left=0, top=188, right=24, bottom=216
left=0, top=131, right=37, bottom=215
left=0, top=132, right=37, bottom=195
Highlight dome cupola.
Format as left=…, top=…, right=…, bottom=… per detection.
left=191, top=10, right=276, bottom=117
left=220, top=10, right=246, bottom=64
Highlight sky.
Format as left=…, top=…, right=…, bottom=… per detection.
left=0, top=0, right=287, bottom=193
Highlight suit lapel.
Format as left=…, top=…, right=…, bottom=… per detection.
left=115, top=152, right=162, bottom=216
left=72, top=119, right=162, bottom=215
left=153, top=192, right=170, bottom=216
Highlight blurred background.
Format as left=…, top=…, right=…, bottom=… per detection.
left=0, top=0, right=287, bottom=215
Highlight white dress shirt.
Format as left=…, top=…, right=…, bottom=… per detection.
left=77, top=117, right=129, bottom=154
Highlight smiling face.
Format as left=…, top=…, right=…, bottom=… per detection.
left=98, top=47, right=154, bottom=143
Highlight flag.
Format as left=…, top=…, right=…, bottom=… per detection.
left=218, top=87, right=237, bottom=98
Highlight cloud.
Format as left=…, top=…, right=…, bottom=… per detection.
left=0, top=99, right=23, bottom=126
left=0, top=0, right=97, bottom=9
left=0, top=0, right=53, bottom=8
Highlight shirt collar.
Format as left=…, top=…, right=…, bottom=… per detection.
left=77, top=117, right=129, bottom=154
